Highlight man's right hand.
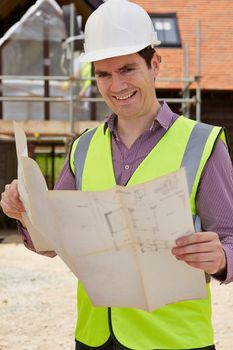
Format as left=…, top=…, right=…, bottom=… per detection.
left=0, top=179, right=26, bottom=227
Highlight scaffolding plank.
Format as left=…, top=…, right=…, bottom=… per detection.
left=0, top=120, right=101, bottom=137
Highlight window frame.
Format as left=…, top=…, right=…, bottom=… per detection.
left=149, top=13, right=182, bottom=48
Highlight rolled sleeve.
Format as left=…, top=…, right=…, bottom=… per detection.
left=196, top=139, right=233, bottom=283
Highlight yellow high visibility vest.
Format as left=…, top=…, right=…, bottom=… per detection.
left=70, top=116, right=227, bottom=349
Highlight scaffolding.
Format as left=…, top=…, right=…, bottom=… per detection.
left=0, top=38, right=202, bottom=129
left=0, top=0, right=202, bottom=195
left=0, top=0, right=202, bottom=134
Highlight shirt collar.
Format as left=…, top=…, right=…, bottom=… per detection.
left=103, top=101, right=177, bottom=134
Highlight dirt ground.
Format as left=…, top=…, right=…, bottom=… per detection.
left=0, top=231, right=233, bottom=350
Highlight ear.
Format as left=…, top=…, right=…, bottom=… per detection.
left=151, top=52, right=160, bottom=78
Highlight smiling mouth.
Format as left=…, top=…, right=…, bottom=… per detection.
left=113, top=91, right=137, bottom=100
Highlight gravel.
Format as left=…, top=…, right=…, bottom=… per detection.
left=0, top=234, right=233, bottom=350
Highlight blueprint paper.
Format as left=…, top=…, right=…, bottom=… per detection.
left=14, top=122, right=207, bottom=311
left=14, top=122, right=53, bottom=251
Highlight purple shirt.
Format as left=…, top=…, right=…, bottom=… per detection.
left=20, top=102, right=233, bottom=283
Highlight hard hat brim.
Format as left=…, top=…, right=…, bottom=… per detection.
left=78, top=41, right=161, bottom=62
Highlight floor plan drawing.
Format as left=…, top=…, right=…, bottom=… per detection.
left=14, top=122, right=207, bottom=311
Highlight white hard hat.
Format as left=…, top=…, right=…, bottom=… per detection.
left=79, top=0, right=161, bottom=62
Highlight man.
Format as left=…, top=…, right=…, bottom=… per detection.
left=1, top=0, right=233, bottom=349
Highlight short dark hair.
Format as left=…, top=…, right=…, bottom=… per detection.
left=138, top=46, right=156, bottom=68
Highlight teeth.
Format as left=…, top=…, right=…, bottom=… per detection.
left=115, top=92, right=135, bottom=100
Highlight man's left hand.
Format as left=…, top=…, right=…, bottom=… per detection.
left=171, top=232, right=226, bottom=276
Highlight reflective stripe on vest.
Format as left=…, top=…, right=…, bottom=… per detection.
left=181, top=122, right=214, bottom=195
left=70, top=116, right=226, bottom=349
left=74, top=128, right=97, bottom=190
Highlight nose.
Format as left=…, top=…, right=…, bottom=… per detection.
left=110, top=73, right=127, bottom=93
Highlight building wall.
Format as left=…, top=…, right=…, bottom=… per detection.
left=158, top=90, right=233, bottom=156
left=135, top=0, right=233, bottom=91
left=201, top=91, right=233, bottom=153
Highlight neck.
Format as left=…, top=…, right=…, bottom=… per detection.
left=116, top=102, right=161, bottom=149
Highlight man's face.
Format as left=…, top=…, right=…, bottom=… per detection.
left=94, top=53, right=160, bottom=121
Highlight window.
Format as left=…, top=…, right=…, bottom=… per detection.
left=150, top=13, right=181, bottom=48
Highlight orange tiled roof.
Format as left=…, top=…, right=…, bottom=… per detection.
left=134, top=0, right=233, bottom=91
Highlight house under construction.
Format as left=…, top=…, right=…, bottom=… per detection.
left=0, top=0, right=233, bottom=227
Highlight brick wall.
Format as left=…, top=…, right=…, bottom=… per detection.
left=134, top=0, right=233, bottom=91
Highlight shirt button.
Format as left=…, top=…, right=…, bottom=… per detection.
left=125, top=165, right=130, bottom=170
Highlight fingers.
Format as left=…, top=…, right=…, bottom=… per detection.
left=172, top=233, right=220, bottom=255
left=175, top=251, right=217, bottom=263
left=171, top=232, right=226, bottom=275
left=175, top=231, right=219, bottom=246
left=2, top=186, right=24, bottom=211
left=0, top=180, right=25, bottom=220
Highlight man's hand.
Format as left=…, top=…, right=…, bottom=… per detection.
left=0, top=179, right=26, bottom=227
left=171, top=232, right=226, bottom=276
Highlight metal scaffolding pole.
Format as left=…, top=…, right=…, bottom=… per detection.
left=43, top=13, right=50, bottom=121
left=68, top=3, right=75, bottom=136
left=196, top=21, right=201, bottom=122
left=0, top=46, right=2, bottom=119
left=182, top=42, right=190, bottom=117
left=0, top=20, right=202, bottom=127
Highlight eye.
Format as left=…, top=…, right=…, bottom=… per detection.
left=95, top=72, right=111, bottom=79
left=122, top=67, right=135, bottom=74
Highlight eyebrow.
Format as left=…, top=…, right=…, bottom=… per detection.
left=95, top=63, right=138, bottom=76
left=118, top=63, right=138, bottom=72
